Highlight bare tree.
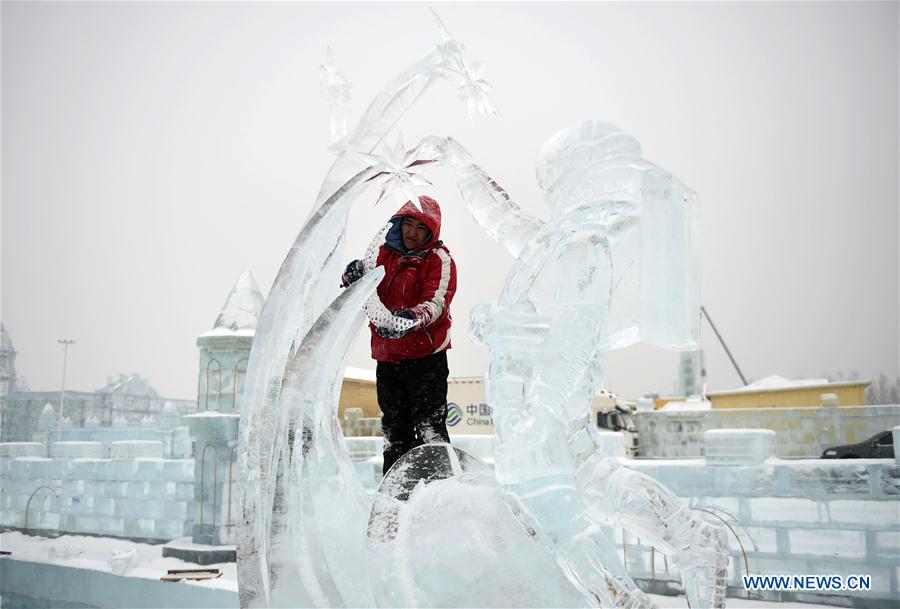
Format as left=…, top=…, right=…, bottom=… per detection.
left=865, top=373, right=900, bottom=405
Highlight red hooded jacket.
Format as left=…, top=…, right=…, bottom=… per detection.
left=371, top=196, right=457, bottom=363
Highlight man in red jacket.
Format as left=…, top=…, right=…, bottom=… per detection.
left=342, top=195, right=457, bottom=474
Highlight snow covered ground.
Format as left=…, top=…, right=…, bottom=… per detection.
left=0, top=532, right=838, bottom=608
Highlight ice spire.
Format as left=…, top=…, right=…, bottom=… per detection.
left=212, top=270, right=265, bottom=333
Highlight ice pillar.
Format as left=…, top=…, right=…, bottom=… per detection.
left=185, top=412, right=240, bottom=545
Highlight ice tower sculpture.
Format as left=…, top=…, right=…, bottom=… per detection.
left=237, top=13, right=728, bottom=609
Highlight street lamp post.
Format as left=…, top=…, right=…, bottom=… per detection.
left=56, top=339, right=76, bottom=443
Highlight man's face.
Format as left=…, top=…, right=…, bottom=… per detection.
left=401, top=217, right=431, bottom=250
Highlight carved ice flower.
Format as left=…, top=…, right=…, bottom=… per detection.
left=357, top=134, right=437, bottom=210
left=433, top=38, right=501, bottom=121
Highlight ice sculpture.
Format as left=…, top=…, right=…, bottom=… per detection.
left=238, top=12, right=727, bottom=609
left=236, top=16, right=500, bottom=609
left=421, top=126, right=726, bottom=609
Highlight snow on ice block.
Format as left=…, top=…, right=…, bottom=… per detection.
left=110, top=441, right=164, bottom=459
left=52, top=441, right=104, bottom=459
left=788, top=527, right=866, bottom=558
left=705, top=429, right=774, bottom=465
left=593, top=431, right=626, bottom=458
left=0, top=442, right=44, bottom=458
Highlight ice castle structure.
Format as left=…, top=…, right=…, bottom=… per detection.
left=237, top=15, right=728, bottom=609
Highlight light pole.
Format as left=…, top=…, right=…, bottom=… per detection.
left=56, top=339, right=76, bottom=443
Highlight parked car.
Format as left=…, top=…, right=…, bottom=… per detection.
left=821, top=430, right=895, bottom=459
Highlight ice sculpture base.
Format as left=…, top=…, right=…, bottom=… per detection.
left=366, top=444, right=590, bottom=608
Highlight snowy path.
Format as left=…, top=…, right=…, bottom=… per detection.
left=0, top=531, right=836, bottom=608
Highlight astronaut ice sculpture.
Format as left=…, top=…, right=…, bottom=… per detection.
left=419, top=125, right=729, bottom=608
left=236, top=12, right=727, bottom=609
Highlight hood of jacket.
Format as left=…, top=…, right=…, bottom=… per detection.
left=385, top=195, right=442, bottom=254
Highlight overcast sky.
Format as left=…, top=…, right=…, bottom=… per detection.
left=2, top=1, right=897, bottom=401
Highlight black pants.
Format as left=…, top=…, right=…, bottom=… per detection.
left=376, top=350, right=451, bottom=475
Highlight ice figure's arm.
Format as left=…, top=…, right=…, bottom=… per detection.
left=575, top=456, right=728, bottom=608
left=420, top=136, right=544, bottom=258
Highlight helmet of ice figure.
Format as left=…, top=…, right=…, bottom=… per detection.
left=535, top=121, right=648, bottom=214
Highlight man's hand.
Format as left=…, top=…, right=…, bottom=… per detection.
left=375, top=325, right=412, bottom=340
left=375, top=309, right=425, bottom=339
left=340, top=260, right=366, bottom=287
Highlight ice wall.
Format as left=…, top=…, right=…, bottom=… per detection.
left=613, top=455, right=900, bottom=608
left=0, top=449, right=194, bottom=541
left=633, top=404, right=900, bottom=458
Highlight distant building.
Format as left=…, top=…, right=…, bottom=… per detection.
left=706, top=375, right=869, bottom=408
left=0, top=332, right=194, bottom=443
left=339, top=366, right=379, bottom=418
left=677, top=349, right=704, bottom=397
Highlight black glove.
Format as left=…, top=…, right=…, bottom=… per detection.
left=394, top=309, right=418, bottom=321
left=375, top=325, right=412, bottom=340
left=340, top=260, right=366, bottom=287
left=375, top=309, right=423, bottom=339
